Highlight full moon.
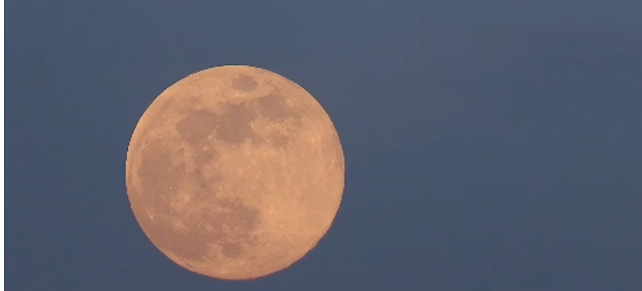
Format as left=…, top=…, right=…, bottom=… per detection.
left=125, top=65, right=345, bottom=280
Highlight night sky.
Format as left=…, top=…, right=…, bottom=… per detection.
left=6, top=1, right=642, bottom=290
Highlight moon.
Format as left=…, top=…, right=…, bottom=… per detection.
left=125, top=65, right=345, bottom=280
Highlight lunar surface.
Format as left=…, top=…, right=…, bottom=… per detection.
left=125, top=65, right=345, bottom=280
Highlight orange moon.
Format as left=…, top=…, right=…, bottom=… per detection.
left=125, top=65, right=345, bottom=280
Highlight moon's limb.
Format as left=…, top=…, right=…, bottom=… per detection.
left=125, top=65, right=345, bottom=280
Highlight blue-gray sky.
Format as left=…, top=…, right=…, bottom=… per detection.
left=6, top=1, right=642, bottom=290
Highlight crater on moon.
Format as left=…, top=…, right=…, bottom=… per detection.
left=232, top=75, right=257, bottom=92
left=137, top=136, right=187, bottom=208
left=255, top=93, right=292, bottom=120
left=126, top=65, right=344, bottom=281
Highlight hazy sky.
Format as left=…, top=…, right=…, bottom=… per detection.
left=6, top=1, right=642, bottom=290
